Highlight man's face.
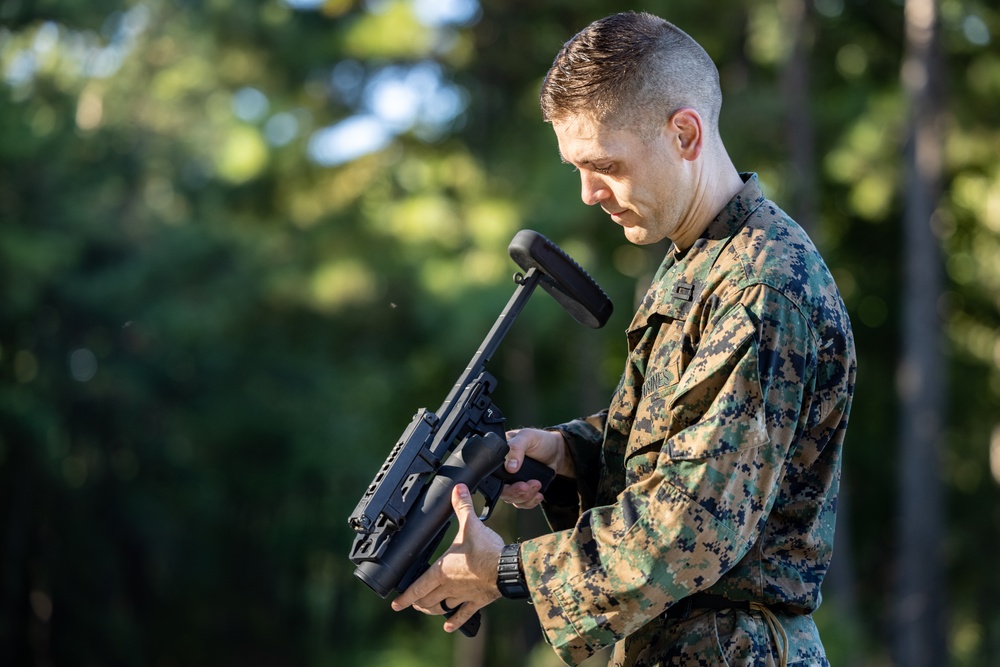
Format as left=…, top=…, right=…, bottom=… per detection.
left=553, top=113, right=690, bottom=246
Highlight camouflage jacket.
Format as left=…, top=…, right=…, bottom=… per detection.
left=520, top=174, right=857, bottom=666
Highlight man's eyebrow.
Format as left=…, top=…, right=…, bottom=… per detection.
left=559, top=153, right=610, bottom=166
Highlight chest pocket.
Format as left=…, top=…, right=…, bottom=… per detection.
left=665, top=304, right=769, bottom=461
left=623, top=306, right=689, bottom=468
left=627, top=303, right=770, bottom=469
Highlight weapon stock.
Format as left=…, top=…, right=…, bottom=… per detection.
left=347, top=230, right=612, bottom=636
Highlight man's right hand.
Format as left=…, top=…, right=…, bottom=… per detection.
left=500, top=428, right=574, bottom=509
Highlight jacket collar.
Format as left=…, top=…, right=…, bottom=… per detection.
left=628, top=173, right=767, bottom=334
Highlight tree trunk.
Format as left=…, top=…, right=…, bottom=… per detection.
left=893, top=0, right=947, bottom=665
left=0, top=454, right=31, bottom=666
left=825, top=476, right=864, bottom=666
left=780, top=0, right=818, bottom=236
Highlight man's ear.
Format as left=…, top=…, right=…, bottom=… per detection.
left=667, top=108, right=703, bottom=161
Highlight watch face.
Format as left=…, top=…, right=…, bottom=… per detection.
left=501, top=582, right=530, bottom=600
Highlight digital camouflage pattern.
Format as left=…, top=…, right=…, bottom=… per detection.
left=520, top=174, right=857, bottom=666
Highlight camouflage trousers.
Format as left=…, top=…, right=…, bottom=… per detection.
left=607, top=607, right=830, bottom=667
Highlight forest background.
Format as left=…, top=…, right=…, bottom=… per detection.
left=1, top=0, right=998, bottom=665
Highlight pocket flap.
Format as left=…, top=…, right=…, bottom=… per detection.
left=667, top=306, right=770, bottom=460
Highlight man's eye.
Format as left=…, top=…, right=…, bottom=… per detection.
left=593, top=165, right=612, bottom=174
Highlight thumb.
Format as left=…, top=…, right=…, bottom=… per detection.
left=451, top=483, right=477, bottom=529
left=504, top=431, right=527, bottom=473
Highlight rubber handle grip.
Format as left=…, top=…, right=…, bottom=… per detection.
left=494, top=454, right=556, bottom=491
left=508, top=229, right=613, bottom=329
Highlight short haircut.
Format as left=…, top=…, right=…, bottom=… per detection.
left=540, top=12, right=722, bottom=137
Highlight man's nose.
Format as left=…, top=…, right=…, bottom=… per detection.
left=580, top=171, right=610, bottom=206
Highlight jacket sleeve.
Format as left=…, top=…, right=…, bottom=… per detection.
left=538, top=411, right=607, bottom=531
left=521, top=286, right=815, bottom=665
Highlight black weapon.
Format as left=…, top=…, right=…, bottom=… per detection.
left=347, top=229, right=613, bottom=636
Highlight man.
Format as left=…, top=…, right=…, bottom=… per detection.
left=391, top=11, right=856, bottom=667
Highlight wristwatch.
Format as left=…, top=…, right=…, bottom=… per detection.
left=496, top=543, right=530, bottom=600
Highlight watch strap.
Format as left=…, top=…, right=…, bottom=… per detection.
left=496, top=543, right=530, bottom=600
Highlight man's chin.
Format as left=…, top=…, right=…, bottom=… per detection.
left=622, top=226, right=659, bottom=246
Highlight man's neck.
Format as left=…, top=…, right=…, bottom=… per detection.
left=671, top=155, right=744, bottom=251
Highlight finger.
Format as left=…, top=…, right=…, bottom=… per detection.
left=418, top=595, right=463, bottom=616
left=503, top=430, right=529, bottom=473
left=451, top=483, right=476, bottom=530
left=501, top=480, right=542, bottom=505
left=391, top=591, right=410, bottom=611
left=391, top=566, right=439, bottom=611
left=500, top=480, right=532, bottom=502
left=413, top=597, right=449, bottom=616
left=443, top=601, right=481, bottom=634
left=512, top=492, right=544, bottom=510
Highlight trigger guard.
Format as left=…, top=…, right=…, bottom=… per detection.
left=477, top=495, right=498, bottom=522
left=474, top=475, right=503, bottom=522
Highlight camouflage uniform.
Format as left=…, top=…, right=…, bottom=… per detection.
left=520, top=174, right=857, bottom=666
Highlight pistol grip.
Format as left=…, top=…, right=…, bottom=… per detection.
left=495, top=455, right=556, bottom=491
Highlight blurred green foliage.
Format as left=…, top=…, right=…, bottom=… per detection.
left=0, top=0, right=998, bottom=665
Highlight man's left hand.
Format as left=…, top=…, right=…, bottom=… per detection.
left=390, top=483, right=505, bottom=632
